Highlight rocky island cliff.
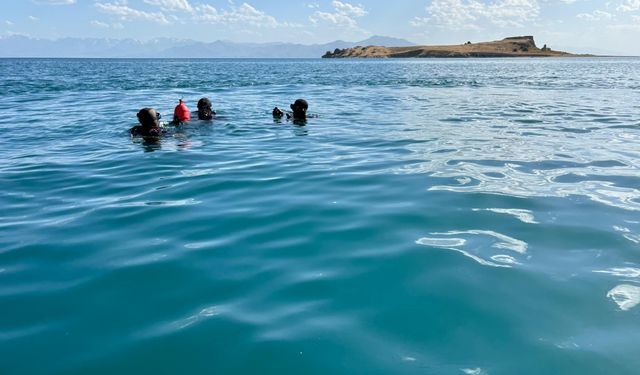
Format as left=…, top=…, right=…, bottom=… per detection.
left=322, top=36, right=580, bottom=58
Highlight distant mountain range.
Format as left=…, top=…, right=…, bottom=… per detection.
left=0, top=35, right=415, bottom=58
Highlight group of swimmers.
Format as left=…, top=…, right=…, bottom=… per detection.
left=130, top=97, right=310, bottom=137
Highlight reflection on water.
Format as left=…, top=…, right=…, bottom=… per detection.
left=472, top=208, right=538, bottom=224
left=607, top=285, right=640, bottom=311
left=416, top=229, right=528, bottom=268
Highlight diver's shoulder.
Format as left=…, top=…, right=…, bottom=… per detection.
left=130, top=125, right=164, bottom=137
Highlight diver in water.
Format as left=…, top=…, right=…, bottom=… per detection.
left=196, top=97, right=216, bottom=120
left=130, top=108, right=163, bottom=137
left=273, top=99, right=309, bottom=121
left=173, top=99, right=191, bottom=123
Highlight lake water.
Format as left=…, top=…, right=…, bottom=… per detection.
left=1, top=58, right=640, bottom=374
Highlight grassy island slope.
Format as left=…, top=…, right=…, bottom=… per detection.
left=322, top=36, right=582, bottom=58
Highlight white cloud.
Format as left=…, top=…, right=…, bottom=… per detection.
left=487, top=0, right=540, bottom=26
left=33, top=0, right=76, bottom=4
left=618, top=0, right=640, bottom=12
left=193, top=4, right=223, bottom=22
left=608, top=23, right=640, bottom=31
left=312, top=11, right=358, bottom=28
left=5, top=20, right=14, bottom=26
left=576, top=10, right=613, bottom=21
left=95, top=1, right=170, bottom=24
left=194, top=3, right=292, bottom=28
left=4, top=31, right=31, bottom=37
left=90, top=20, right=125, bottom=29
left=333, top=1, right=367, bottom=17
left=412, top=0, right=540, bottom=29
left=144, top=0, right=193, bottom=12
left=309, top=1, right=368, bottom=29
left=29, top=16, right=40, bottom=21
left=90, top=20, right=110, bottom=27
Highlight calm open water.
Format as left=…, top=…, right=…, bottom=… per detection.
left=1, top=58, right=640, bottom=374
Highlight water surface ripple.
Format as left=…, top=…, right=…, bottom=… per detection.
left=1, top=58, right=639, bottom=374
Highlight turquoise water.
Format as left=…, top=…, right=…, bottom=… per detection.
left=1, top=58, right=640, bottom=374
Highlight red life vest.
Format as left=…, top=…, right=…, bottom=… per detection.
left=174, top=100, right=191, bottom=121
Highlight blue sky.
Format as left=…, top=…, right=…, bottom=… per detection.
left=2, top=0, right=640, bottom=54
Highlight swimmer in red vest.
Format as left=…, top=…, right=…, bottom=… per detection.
left=173, top=99, right=191, bottom=123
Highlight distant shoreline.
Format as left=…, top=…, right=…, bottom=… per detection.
left=4, top=55, right=640, bottom=60
left=322, top=36, right=592, bottom=59
left=4, top=56, right=639, bottom=59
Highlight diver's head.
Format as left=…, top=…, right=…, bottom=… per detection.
left=197, top=97, right=213, bottom=120
left=290, top=99, right=308, bottom=119
left=137, top=108, right=161, bottom=128
left=197, top=97, right=211, bottom=109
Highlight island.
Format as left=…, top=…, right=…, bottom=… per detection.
left=322, top=36, right=582, bottom=58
